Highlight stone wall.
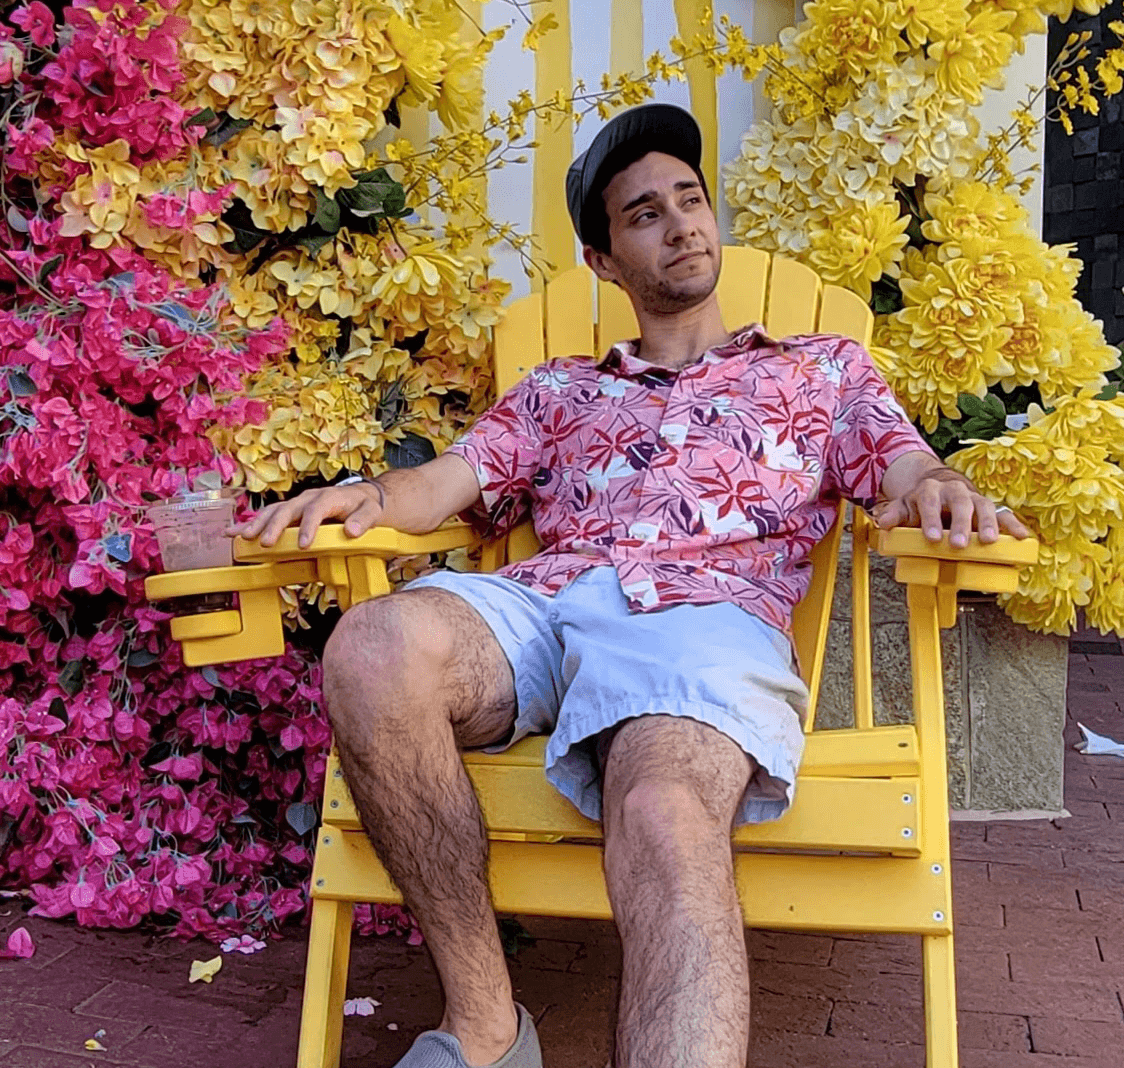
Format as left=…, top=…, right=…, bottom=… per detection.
left=1043, top=3, right=1124, bottom=345
left=816, top=539, right=1069, bottom=813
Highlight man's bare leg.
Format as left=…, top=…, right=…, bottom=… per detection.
left=323, top=588, right=519, bottom=1066
left=601, top=716, right=754, bottom=1068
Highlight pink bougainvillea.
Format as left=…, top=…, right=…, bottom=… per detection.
left=0, top=0, right=423, bottom=944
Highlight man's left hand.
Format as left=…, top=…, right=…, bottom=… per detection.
left=874, top=466, right=1030, bottom=548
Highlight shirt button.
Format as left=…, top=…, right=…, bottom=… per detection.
left=672, top=479, right=683, bottom=489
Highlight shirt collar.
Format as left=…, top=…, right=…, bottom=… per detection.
left=596, top=322, right=777, bottom=377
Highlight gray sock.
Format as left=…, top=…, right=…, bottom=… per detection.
left=392, top=1004, right=542, bottom=1068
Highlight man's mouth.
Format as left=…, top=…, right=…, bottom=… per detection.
left=667, top=250, right=707, bottom=267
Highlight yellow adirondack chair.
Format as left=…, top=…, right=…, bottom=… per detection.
left=145, top=247, right=1038, bottom=1068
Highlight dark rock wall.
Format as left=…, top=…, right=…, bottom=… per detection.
left=1044, top=3, right=1124, bottom=345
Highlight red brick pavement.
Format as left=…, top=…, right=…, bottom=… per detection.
left=1, top=625, right=1122, bottom=1067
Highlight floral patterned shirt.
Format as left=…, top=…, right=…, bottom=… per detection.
left=446, top=323, right=932, bottom=637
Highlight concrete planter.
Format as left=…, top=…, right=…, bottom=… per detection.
left=816, top=539, right=1068, bottom=814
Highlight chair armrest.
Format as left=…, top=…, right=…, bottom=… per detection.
left=870, top=526, right=1039, bottom=567
left=233, top=520, right=478, bottom=563
left=869, top=523, right=1040, bottom=629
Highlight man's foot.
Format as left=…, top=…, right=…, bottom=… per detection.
left=392, top=1004, right=542, bottom=1068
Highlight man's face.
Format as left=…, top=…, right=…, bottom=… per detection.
left=587, top=151, right=721, bottom=314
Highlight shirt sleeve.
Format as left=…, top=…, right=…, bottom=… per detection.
left=443, top=368, right=545, bottom=540
left=823, top=338, right=935, bottom=508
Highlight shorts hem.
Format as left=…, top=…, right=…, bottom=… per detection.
left=543, top=700, right=803, bottom=827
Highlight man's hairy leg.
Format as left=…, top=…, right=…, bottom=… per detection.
left=601, top=716, right=754, bottom=1068
left=323, top=588, right=519, bottom=1066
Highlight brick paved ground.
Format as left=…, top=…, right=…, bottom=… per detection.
left=1, top=625, right=1122, bottom=1068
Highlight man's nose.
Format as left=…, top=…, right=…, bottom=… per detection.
left=665, top=206, right=697, bottom=241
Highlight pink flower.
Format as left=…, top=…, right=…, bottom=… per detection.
left=11, top=3, right=56, bottom=48
left=0, top=926, right=35, bottom=959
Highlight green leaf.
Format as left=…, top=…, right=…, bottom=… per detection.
left=48, top=697, right=69, bottom=726
left=870, top=276, right=903, bottom=316
left=298, top=233, right=333, bottom=257
left=314, top=189, right=342, bottom=234
left=338, top=169, right=408, bottom=219
left=203, top=115, right=252, bottom=148
left=127, top=649, right=161, bottom=668
left=229, top=224, right=269, bottom=255
left=982, top=393, right=1006, bottom=418
left=186, top=107, right=217, bottom=127
left=385, top=431, right=437, bottom=469
left=957, top=392, right=984, bottom=417
left=58, top=660, right=84, bottom=696
left=37, top=255, right=63, bottom=287
left=6, top=370, right=37, bottom=398
left=285, top=802, right=318, bottom=836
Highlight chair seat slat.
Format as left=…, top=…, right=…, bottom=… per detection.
left=311, top=833, right=951, bottom=935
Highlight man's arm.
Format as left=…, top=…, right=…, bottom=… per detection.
left=229, top=451, right=482, bottom=549
left=875, top=449, right=1030, bottom=548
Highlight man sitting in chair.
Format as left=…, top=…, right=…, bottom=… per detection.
left=234, top=104, right=1028, bottom=1068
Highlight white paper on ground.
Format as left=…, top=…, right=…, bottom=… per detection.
left=1075, top=723, right=1124, bottom=758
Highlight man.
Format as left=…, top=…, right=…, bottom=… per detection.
left=235, top=104, right=1028, bottom=1068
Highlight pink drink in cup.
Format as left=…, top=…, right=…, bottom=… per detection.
left=148, top=490, right=237, bottom=572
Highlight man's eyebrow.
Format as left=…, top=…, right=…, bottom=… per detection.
left=620, top=180, right=700, bottom=215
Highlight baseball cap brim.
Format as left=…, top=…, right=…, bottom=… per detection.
left=566, top=103, right=702, bottom=246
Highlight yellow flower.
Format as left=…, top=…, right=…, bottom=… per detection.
left=806, top=200, right=910, bottom=300
left=1000, top=535, right=1106, bottom=634
left=793, top=0, right=902, bottom=82
left=1037, top=304, right=1121, bottom=403
left=436, top=45, right=485, bottom=131
left=1086, top=521, right=1124, bottom=634
left=921, top=181, right=1028, bottom=244
left=890, top=0, right=968, bottom=48
left=385, top=13, right=444, bottom=106
left=929, top=7, right=1017, bottom=105
left=226, top=128, right=314, bottom=232
left=225, top=276, right=279, bottom=329
left=58, top=140, right=140, bottom=248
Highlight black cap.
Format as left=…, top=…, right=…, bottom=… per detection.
left=566, top=103, right=703, bottom=246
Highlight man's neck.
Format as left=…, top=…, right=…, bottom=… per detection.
left=633, top=297, right=731, bottom=371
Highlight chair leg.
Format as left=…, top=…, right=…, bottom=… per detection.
left=922, top=932, right=959, bottom=1068
left=298, top=897, right=354, bottom=1068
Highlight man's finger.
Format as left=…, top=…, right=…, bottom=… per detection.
left=913, top=480, right=945, bottom=541
left=256, top=500, right=306, bottom=547
left=875, top=499, right=909, bottom=529
left=297, top=493, right=348, bottom=548
left=997, top=508, right=1032, bottom=540
left=343, top=497, right=385, bottom=537
left=974, top=498, right=1000, bottom=544
left=945, top=486, right=975, bottom=548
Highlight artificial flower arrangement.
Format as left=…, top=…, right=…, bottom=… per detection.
left=725, top=0, right=1124, bottom=634
left=2, top=0, right=1123, bottom=946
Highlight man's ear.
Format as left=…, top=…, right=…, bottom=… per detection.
left=583, top=245, right=619, bottom=286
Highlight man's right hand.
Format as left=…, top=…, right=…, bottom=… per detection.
left=228, top=482, right=386, bottom=549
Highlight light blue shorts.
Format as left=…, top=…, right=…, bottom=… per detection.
left=403, top=566, right=809, bottom=826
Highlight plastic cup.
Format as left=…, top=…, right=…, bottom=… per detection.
left=147, top=490, right=237, bottom=572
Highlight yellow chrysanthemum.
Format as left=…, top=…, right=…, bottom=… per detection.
left=1037, top=304, right=1121, bottom=403
left=929, top=7, right=1017, bottom=104
left=793, top=0, right=902, bottom=82
left=921, top=181, right=1028, bottom=244
left=1000, top=535, right=1106, bottom=634
left=806, top=200, right=910, bottom=300
left=1086, top=521, right=1124, bottom=634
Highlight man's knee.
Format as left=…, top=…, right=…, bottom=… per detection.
left=323, top=594, right=452, bottom=724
